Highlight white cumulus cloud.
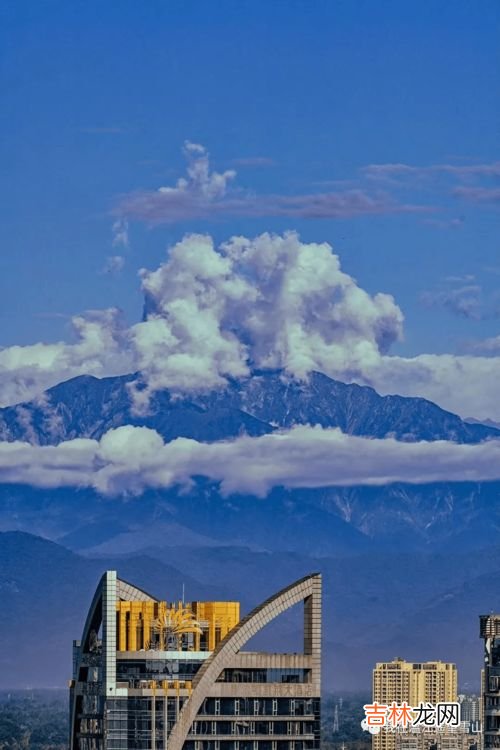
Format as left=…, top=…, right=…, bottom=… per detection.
left=1, top=425, right=500, bottom=497
left=131, top=231, right=403, bottom=409
left=0, top=309, right=134, bottom=406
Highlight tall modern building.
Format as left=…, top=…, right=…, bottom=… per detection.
left=372, top=658, right=458, bottom=750
left=69, top=571, right=321, bottom=750
left=480, top=614, right=500, bottom=749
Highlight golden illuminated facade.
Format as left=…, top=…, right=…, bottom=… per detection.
left=372, top=658, right=457, bottom=750
left=116, top=600, right=240, bottom=652
left=69, top=571, right=321, bottom=750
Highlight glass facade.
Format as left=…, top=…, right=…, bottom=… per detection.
left=117, top=658, right=206, bottom=684
left=216, top=670, right=310, bottom=684
left=98, top=697, right=320, bottom=750
left=105, top=697, right=187, bottom=750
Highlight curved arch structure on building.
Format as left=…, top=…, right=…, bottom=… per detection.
left=69, top=571, right=322, bottom=750
left=168, top=573, right=321, bottom=750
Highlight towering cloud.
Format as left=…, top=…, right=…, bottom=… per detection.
left=131, top=231, right=403, bottom=409
left=1, top=231, right=500, bottom=421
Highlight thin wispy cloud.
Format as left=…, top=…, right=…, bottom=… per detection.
left=362, top=161, right=500, bottom=181
left=467, top=335, right=500, bottom=355
left=360, top=160, right=500, bottom=217
left=115, top=141, right=431, bottom=225
left=422, top=217, right=464, bottom=230
left=80, top=126, right=128, bottom=135
left=420, top=275, right=500, bottom=321
left=453, top=186, right=500, bottom=205
left=33, top=312, right=70, bottom=320
left=445, top=274, right=476, bottom=283
left=101, top=255, right=126, bottom=275
left=98, top=219, right=129, bottom=275
left=230, top=156, right=276, bottom=167
left=421, top=284, right=483, bottom=320
left=112, top=218, right=129, bottom=248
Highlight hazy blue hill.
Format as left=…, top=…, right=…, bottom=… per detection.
left=0, top=482, right=375, bottom=558
left=2, top=479, right=500, bottom=561
left=0, top=531, right=225, bottom=689
left=74, top=480, right=500, bottom=557
left=1, top=530, right=498, bottom=690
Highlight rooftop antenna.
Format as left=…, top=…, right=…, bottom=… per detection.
left=182, top=582, right=185, bottom=605
left=333, top=704, right=339, bottom=733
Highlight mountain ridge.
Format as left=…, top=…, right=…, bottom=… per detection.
left=0, top=369, right=497, bottom=445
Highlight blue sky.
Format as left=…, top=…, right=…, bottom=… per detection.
left=0, top=0, right=499, bottom=369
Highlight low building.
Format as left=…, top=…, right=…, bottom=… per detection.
left=395, top=727, right=479, bottom=750
left=372, top=658, right=458, bottom=750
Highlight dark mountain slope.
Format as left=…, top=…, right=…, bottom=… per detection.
left=0, top=531, right=226, bottom=688
left=0, top=370, right=497, bottom=445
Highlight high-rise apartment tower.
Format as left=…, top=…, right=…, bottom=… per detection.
left=372, top=658, right=457, bottom=750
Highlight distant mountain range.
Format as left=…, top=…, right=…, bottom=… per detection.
left=0, top=369, right=499, bottom=689
left=1, top=369, right=498, bottom=445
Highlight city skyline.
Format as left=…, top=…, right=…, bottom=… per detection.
left=1, top=0, right=499, bottom=729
